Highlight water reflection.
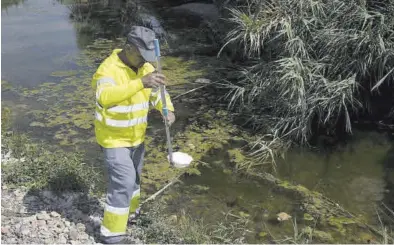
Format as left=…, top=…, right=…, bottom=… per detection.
left=1, top=0, right=79, bottom=87
left=1, top=0, right=137, bottom=88
left=382, top=143, right=394, bottom=218
left=57, top=0, right=141, bottom=39
left=277, top=130, right=393, bottom=216
left=1, top=0, right=26, bottom=11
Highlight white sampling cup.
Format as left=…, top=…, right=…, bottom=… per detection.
left=167, top=151, right=193, bottom=168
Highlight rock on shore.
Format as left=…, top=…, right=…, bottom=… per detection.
left=1, top=150, right=143, bottom=244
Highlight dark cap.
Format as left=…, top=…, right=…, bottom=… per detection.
left=126, top=26, right=156, bottom=62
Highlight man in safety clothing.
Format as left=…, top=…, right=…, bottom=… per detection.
left=91, top=26, right=175, bottom=244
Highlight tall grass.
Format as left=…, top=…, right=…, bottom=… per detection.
left=218, top=0, right=394, bottom=145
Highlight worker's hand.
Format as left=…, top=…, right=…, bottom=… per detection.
left=163, top=110, right=176, bottom=126
left=141, top=72, right=166, bottom=88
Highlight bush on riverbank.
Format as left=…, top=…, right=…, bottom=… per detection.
left=217, top=0, right=394, bottom=145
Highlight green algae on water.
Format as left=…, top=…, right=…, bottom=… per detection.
left=50, top=70, right=79, bottom=77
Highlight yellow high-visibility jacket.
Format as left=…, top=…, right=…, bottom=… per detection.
left=92, top=49, right=174, bottom=148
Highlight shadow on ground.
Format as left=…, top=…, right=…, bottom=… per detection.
left=15, top=158, right=109, bottom=243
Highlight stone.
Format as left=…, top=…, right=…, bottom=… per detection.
left=14, top=190, right=25, bottom=201
left=20, top=227, right=30, bottom=236
left=23, top=215, right=37, bottom=223
left=14, top=222, right=22, bottom=231
left=30, top=220, right=38, bottom=227
left=76, top=223, right=85, bottom=232
left=46, top=219, right=56, bottom=226
left=1, top=199, right=11, bottom=210
left=18, top=206, right=27, bottom=213
left=277, top=212, right=292, bottom=221
left=65, top=221, right=71, bottom=227
left=39, top=225, right=48, bottom=232
left=39, top=230, right=52, bottom=238
left=13, top=189, right=22, bottom=196
left=79, top=233, right=89, bottom=240
left=50, top=211, right=61, bottom=218
left=55, top=222, right=65, bottom=233
left=37, top=220, right=47, bottom=227
left=58, top=234, right=68, bottom=244
left=48, top=220, right=64, bottom=233
left=1, top=226, right=10, bottom=235
left=69, top=228, right=79, bottom=240
left=6, top=238, right=18, bottom=243
left=37, top=211, right=51, bottom=220
left=70, top=240, right=79, bottom=245
left=44, top=238, right=54, bottom=244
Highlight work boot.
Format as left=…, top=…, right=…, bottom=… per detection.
left=128, top=207, right=141, bottom=224
left=100, top=235, right=136, bottom=244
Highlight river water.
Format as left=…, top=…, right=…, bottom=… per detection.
left=2, top=0, right=394, bottom=243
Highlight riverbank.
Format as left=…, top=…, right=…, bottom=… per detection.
left=2, top=0, right=394, bottom=244
left=0, top=104, right=264, bottom=244
left=1, top=183, right=102, bottom=244
left=2, top=105, right=394, bottom=243
left=0, top=139, right=213, bottom=244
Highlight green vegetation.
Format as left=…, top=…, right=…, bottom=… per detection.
left=2, top=0, right=394, bottom=243
left=15, top=38, right=207, bottom=148
left=135, top=203, right=213, bottom=244
left=1, top=106, right=104, bottom=194
left=2, top=35, right=231, bottom=192
left=161, top=56, right=205, bottom=85
left=216, top=0, right=394, bottom=146
left=135, top=200, right=258, bottom=244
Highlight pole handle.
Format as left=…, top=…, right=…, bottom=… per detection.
left=154, top=39, right=161, bottom=57
left=153, top=38, right=173, bottom=165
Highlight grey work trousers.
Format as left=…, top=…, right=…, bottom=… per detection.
left=100, top=143, right=145, bottom=244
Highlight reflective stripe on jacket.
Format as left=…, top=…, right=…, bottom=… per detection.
left=92, top=49, right=174, bottom=148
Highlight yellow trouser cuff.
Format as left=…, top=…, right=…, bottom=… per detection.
left=102, top=210, right=129, bottom=234
left=129, top=193, right=140, bottom=214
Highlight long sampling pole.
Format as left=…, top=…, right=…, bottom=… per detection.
left=153, top=38, right=174, bottom=165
